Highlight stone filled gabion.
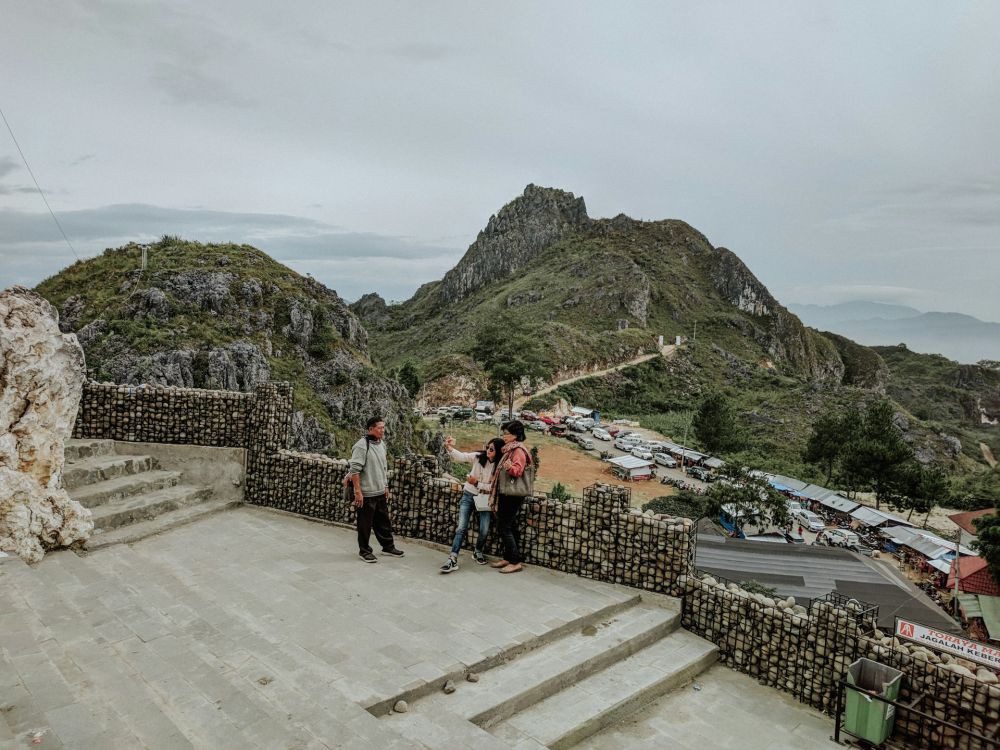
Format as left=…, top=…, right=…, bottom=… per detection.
left=73, top=382, right=251, bottom=446
left=683, top=575, right=1000, bottom=749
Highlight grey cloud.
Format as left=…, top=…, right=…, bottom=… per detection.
left=68, top=154, right=96, bottom=167
left=0, top=156, right=19, bottom=178
left=150, top=62, right=255, bottom=107
left=381, top=42, right=457, bottom=62
left=0, top=186, right=37, bottom=195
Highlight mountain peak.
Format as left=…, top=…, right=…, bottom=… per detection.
left=437, top=184, right=589, bottom=302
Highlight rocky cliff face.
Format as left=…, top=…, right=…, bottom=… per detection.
left=36, top=239, right=415, bottom=456
left=437, top=184, right=590, bottom=303
left=708, top=248, right=845, bottom=382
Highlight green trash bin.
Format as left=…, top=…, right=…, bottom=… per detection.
left=844, top=658, right=903, bottom=744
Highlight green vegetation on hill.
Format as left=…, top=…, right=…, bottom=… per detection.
left=36, top=237, right=417, bottom=456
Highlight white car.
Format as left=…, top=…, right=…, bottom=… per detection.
left=653, top=453, right=677, bottom=468
left=630, top=447, right=654, bottom=461
left=528, top=420, right=548, bottom=431
left=579, top=438, right=594, bottom=450
left=825, top=528, right=861, bottom=548
left=592, top=428, right=612, bottom=441
left=615, top=436, right=640, bottom=451
left=793, top=509, right=825, bottom=533
left=474, top=411, right=492, bottom=422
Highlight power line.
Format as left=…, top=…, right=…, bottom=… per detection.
left=0, top=105, right=81, bottom=262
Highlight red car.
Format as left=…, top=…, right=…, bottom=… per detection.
left=521, top=411, right=539, bottom=422
left=605, top=426, right=621, bottom=437
left=540, top=415, right=557, bottom=425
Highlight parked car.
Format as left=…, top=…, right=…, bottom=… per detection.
left=540, top=415, right=557, bottom=425
left=565, top=433, right=580, bottom=445
left=474, top=411, right=493, bottom=422
left=592, top=428, right=612, bottom=441
left=686, top=466, right=713, bottom=483
left=631, top=447, right=654, bottom=461
left=521, top=410, right=539, bottom=422
left=786, top=500, right=803, bottom=513
left=605, top=426, right=621, bottom=437
left=579, top=438, right=594, bottom=450
left=569, top=421, right=587, bottom=432
left=549, top=425, right=567, bottom=437
left=577, top=418, right=596, bottom=429
left=653, top=453, right=677, bottom=468
left=615, top=436, right=640, bottom=451
left=824, top=529, right=860, bottom=548
left=793, top=509, right=825, bottom=533
left=528, top=420, right=548, bottom=431
left=783, top=533, right=807, bottom=545
left=453, top=408, right=474, bottom=421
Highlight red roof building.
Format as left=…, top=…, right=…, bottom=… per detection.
left=949, top=556, right=1000, bottom=597
left=948, top=509, right=996, bottom=537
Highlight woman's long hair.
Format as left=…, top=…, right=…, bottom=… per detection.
left=477, top=437, right=505, bottom=467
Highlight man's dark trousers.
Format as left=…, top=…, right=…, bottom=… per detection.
left=357, top=494, right=395, bottom=554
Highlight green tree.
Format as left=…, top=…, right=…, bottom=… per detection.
left=893, top=463, right=950, bottom=527
left=470, top=318, right=550, bottom=418
left=803, top=410, right=862, bottom=485
left=703, top=465, right=790, bottom=533
left=973, top=514, right=1000, bottom=589
left=692, top=391, right=740, bottom=454
left=397, top=360, right=421, bottom=398
left=840, top=400, right=913, bottom=509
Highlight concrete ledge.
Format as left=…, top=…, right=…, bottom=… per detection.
left=113, top=441, right=245, bottom=504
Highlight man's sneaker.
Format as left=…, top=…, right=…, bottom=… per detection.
left=440, top=557, right=458, bottom=574
left=359, top=551, right=377, bottom=563
left=382, top=548, right=405, bottom=558
left=473, top=550, right=487, bottom=565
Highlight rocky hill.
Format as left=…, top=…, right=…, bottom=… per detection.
left=354, top=185, right=997, bottom=482
left=358, top=185, right=847, bottom=384
left=36, top=238, right=417, bottom=456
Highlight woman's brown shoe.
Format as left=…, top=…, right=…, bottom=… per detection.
left=490, top=559, right=511, bottom=569
left=499, top=563, right=523, bottom=574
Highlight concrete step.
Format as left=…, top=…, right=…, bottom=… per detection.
left=68, top=470, right=182, bottom=509
left=401, top=600, right=681, bottom=731
left=386, top=705, right=534, bottom=750
left=89, top=485, right=214, bottom=533
left=84, top=497, right=240, bottom=550
left=490, top=628, right=718, bottom=749
left=63, top=454, right=154, bottom=490
left=64, top=438, right=115, bottom=462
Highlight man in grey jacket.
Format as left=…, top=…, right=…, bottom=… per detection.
left=348, top=416, right=404, bottom=563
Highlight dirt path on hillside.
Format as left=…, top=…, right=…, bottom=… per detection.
left=516, top=344, right=677, bottom=409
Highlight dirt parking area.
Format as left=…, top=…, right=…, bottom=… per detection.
left=439, top=421, right=676, bottom=506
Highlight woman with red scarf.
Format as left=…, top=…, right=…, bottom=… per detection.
left=490, top=420, right=531, bottom=574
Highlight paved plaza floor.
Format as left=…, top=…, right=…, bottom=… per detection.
left=1, top=506, right=836, bottom=748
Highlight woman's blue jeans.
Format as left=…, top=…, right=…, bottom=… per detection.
left=450, top=490, right=491, bottom=555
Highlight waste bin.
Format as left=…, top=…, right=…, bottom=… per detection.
left=843, top=658, right=903, bottom=744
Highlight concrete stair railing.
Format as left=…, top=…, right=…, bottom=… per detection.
left=64, top=439, right=238, bottom=550
left=379, top=594, right=718, bottom=749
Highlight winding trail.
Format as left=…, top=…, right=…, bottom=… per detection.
left=516, top=344, right=676, bottom=409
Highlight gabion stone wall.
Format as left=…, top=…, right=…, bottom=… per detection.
left=683, top=574, right=1000, bottom=749
left=73, top=382, right=252, bottom=447
left=245, top=453, right=695, bottom=595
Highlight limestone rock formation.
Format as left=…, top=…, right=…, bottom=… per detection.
left=437, top=184, right=590, bottom=303
left=0, top=287, right=92, bottom=563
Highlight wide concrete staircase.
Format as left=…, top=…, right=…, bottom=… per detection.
left=64, top=438, right=236, bottom=550
left=378, top=594, right=718, bottom=749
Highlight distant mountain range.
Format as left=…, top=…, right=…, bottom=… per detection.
left=788, top=302, right=999, bottom=365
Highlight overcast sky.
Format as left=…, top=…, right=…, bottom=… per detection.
left=2, top=1, right=998, bottom=319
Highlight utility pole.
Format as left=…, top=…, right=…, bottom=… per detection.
left=953, top=527, right=963, bottom=625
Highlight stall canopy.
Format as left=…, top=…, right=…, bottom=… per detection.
left=817, top=494, right=860, bottom=514
left=768, top=474, right=810, bottom=493
left=702, top=457, right=725, bottom=470
left=607, top=455, right=654, bottom=469
left=927, top=558, right=953, bottom=575
left=883, top=527, right=977, bottom=561
left=850, top=506, right=913, bottom=529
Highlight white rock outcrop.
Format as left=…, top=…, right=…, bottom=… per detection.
left=1, top=287, right=92, bottom=563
